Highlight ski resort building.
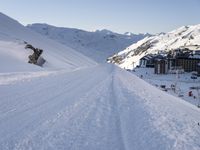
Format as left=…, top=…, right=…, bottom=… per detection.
left=154, top=49, right=200, bottom=74
left=154, top=59, right=168, bottom=74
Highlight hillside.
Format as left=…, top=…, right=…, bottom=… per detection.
left=108, top=24, right=200, bottom=69
left=27, top=23, right=150, bottom=62
left=0, top=12, right=96, bottom=72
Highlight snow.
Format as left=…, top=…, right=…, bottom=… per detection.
left=132, top=67, right=200, bottom=107
left=27, top=24, right=149, bottom=63
left=0, top=71, right=57, bottom=85
left=0, top=40, right=43, bottom=73
left=1, top=12, right=200, bottom=150
left=0, top=12, right=96, bottom=72
left=1, top=64, right=200, bottom=149
left=110, top=24, right=200, bottom=69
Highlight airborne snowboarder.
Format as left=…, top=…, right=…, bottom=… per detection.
left=25, top=44, right=45, bottom=66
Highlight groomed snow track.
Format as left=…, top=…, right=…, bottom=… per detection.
left=0, top=64, right=200, bottom=150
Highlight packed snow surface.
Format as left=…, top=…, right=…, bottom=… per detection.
left=132, top=67, right=200, bottom=106
left=1, top=64, right=200, bottom=150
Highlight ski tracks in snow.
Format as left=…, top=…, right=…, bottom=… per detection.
left=117, top=70, right=200, bottom=150
left=0, top=71, right=58, bottom=85
left=12, top=66, right=130, bottom=150
left=1, top=64, right=200, bottom=150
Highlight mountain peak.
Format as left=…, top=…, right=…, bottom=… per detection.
left=95, top=29, right=114, bottom=35
left=124, top=32, right=133, bottom=36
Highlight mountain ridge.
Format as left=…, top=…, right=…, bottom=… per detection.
left=27, top=23, right=151, bottom=63
left=108, top=24, right=200, bottom=69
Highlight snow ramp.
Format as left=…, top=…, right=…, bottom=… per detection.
left=0, top=64, right=200, bottom=150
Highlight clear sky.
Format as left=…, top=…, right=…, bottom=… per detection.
left=0, top=0, right=200, bottom=34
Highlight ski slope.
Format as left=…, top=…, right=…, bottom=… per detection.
left=0, top=12, right=96, bottom=72
left=0, top=64, right=200, bottom=150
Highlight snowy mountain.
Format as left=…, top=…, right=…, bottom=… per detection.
left=108, top=24, right=200, bottom=69
left=0, top=12, right=96, bottom=72
left=27, top=23, right=150, bottom=62
left=1, top=12, right=200, bottom=150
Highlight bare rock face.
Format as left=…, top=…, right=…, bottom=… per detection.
left=25, top=44, right=46, bottom=66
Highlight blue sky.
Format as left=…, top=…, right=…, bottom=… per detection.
left=0, top=0, right=200, bottom=34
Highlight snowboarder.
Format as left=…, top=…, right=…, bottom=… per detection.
left=25, top=44, right=44, bottom=65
